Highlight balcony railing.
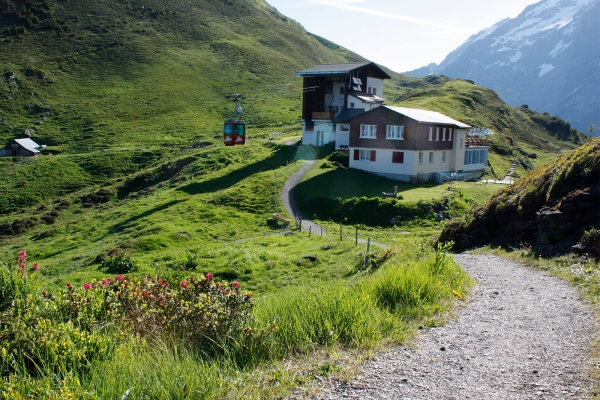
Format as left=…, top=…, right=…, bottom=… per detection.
left=312, top=112, right=334, bottom=120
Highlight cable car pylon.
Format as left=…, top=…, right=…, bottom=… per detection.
left=223, top=94, right=246, bottom=146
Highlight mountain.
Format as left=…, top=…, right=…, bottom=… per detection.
left=404, top=0, right=600, bottom=133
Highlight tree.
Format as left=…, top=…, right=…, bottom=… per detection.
left=589, top=123, right=597, bottom=141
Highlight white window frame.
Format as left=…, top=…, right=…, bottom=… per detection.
left=386, top=125, right=404, bottom=140
left=359, top=149, right=373, bottom=161
left=360, top=124, right=377, bottom=139
left=418, top=151, right=423, bottom=164
left=428, top=127, right=433, bottom=141
left=429, top=152, right=434, bottom=163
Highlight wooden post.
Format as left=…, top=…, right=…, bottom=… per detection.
left=355, top=226, right=358, bottom=246
left=367, top=237, right=371, bottom=253
left=309, top=226, right=311, bottom=238
left=339, top=222, right=342, bottom=241
left=320, top=226, right=322, bottom=237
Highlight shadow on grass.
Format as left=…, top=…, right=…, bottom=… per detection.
left=177, top=145, right=325, bottom=196
left=295, top=168, right=436, bottom=201
left=110, top=200, right=186, bottom=233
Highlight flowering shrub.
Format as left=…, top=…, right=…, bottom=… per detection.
left=1, top=251, right=267, bottom=377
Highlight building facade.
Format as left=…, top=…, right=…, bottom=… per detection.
left=347, top=106, right=488, bottom=183
left=296, top=62, right=390, bottom=148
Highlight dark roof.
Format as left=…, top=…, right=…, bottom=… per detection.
left=333, top=108, right=366, bottom=123
left=297, top=62, right=391, bottom=79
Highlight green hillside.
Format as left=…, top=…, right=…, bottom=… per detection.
left=0, top=0, right=587, bottom=275
left=439, top=138, right=600, bottom=257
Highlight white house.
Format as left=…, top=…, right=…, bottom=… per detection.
left=347, top=105, right=488, bottom=183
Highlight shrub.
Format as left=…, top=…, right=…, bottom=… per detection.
left=101, top=253, right=139, bottom=273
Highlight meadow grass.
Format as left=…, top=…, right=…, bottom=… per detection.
left=0, top=240, right=472, bottom=399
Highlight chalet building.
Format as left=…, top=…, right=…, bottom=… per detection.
left=297, top=62, right=489, bottom=183
left=296, top=62, right=391, bottom=147
left=0, top=138, right=43, bottom=157
left=348, top=105, right=490, bottom=182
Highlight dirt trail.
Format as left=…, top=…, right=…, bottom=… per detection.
left=292, top=254, right=596, bottom=399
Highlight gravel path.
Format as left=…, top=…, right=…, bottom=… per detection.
left=297, top=253, right=596, bottom=399
left=280, top=160, right=327, bottom=236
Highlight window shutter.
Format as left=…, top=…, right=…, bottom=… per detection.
left=354, top=149, right=359, bottom=160
left=370, top=150, right=376, bottom=162
left=392, top=152, right=404, bottom=163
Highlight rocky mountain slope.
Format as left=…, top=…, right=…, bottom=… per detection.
left=405, top=0, right=600, bottom=134
left=439, top=138, right=600, bottom=258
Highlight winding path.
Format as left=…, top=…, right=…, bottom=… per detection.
left=292, top=254, right=596, bottom=399
left=280, top=160, right=327, bottom=236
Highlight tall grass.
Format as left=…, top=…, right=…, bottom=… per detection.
left=0, top=244, right=472, bottom=399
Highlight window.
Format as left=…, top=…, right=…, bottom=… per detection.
left=340, top=124, right=349, bottom=132
left=339, top=87, right=344, bottom=95
left=429, top=152, right=434, bottom=163
left=386, top=125, right=404, bottom=140
left=373, top=88, right=377, bottom=96
left=367, top=87, right=372, bottom=94
left=448, top=129, right=453, bottom=141
left=442, top=128, right=446, bottom=141
left=360, top=124, right=377, bottom=138
left=392, top=151, right=404, bottom=163
left=428, top=127, right=433, bottom=141
left=459, top=138, right=463, bottom=149
left=418, top=152, right=423, bottom=164
left=435, top=128, right=440, bottom=141
left=354, top=149, right=376, bottom=161
left=442, top=151, right=447, bottom=162
left=464, top=149, right=488, bottom=165
left=350, top=103, right=355, bottom=108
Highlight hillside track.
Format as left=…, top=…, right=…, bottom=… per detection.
left=280, top=160, right=327, bottom=237
left=292, top=254, right=596, bottom=399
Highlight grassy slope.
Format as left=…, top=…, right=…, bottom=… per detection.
left=439, top=138, right=600, bottom=250
left=0, top=0, right=587, bottom=286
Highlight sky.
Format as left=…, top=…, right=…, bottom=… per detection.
left=265, top=0, right=542, bottom=73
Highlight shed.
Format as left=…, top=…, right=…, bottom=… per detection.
left=0, top=138, right=43, bottom=157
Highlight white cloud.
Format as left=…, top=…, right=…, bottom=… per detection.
left=310, top=0, right=474, bottom=32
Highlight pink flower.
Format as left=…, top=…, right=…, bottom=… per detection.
left=66, top=282, right=73, bottom=290
left=42, top=290, right=47, bottom=297
left=205, top=273, right=213, bottom=280
left=233, top=281, right=239, bottom=288
left=83, top=283, right=92, bottom=290
left=115, top=274, right=124, bottom=282
left=19, top=262, right=25, bottom=270
left=102, top=279, right=109, bottom=286
left=18, top=250, right=26, bottom=262
left=180, top=280, right=189, bottom=289
left=32, top=262, right=39, bottom=271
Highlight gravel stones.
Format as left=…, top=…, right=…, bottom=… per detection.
left=291, top=254, right=596, bottom=399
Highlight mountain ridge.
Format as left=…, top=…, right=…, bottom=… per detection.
left=404, top=0, right=600, bottom=133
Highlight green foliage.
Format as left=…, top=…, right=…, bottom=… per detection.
left=100, top=253, right=138, bottom=273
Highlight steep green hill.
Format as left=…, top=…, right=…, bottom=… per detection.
left=0, top=0, right=588, bottom=277
left=439, top=139, right=600, bottom=257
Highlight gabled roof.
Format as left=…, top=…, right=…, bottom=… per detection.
left=13, top=138, right=41, bottom=153
left=297, top=62, right=391, bottom=79
left=333, top=108, right=366, bottom=123
left=382, top=106, right=471, bottom=128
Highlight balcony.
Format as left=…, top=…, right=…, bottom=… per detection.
left=312, top=112, right=334, bottom=120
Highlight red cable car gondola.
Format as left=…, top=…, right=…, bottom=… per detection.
left=224, top=94, right=246, bottom=146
